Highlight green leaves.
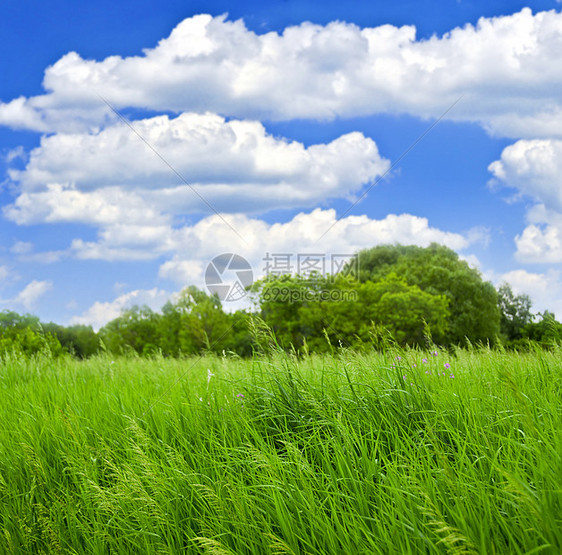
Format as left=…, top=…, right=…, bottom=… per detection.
left=350, top=244, right=501, bottom=346
left=252, top=271, right=450, bottom=350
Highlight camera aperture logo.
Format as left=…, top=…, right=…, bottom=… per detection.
left=205, top=253, right=254, bottom=302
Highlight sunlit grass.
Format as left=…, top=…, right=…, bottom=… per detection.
left=0, top=346, right=561, bottom=553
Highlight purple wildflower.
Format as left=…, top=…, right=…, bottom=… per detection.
left=422, top=358, right=428, bottom=364
left=444, top=362, right=451, bottom=369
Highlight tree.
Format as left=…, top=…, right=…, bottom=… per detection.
left=174, top=286, right=233, bottom=354
left=0, top=310, right=64, bottom=357
left=347, top=244, right=500, bottom=345
left=497, top=283, right=534, bottom=343
left=251, top=274, right=314, bottom=349
left=97, top=286, right=254, bottom=357
left=359, top=274, right=449, bottom=346
left=252, top=273, right=450, bottom=350
left=43, top=323, right=100, bottom=358
left=99, top=305, right=161, bottom=355
left=521, top=311, right=562, bottom=346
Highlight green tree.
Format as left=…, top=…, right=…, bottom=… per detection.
left=348, top=244, right=500, bottom=345
left=360, top=274, right=449, bottom=346
left=43, top=323, right=100, bottom=358
left=99, top=305, right=161, bottom=355
left=0, top=310, right=64, bottom=357
left=98, top=287, right=253, bottom=357
left=497, top=283, right=534, bottom=343
left=251, top=274, right=313, bottom=349
left=252, top=273, right=450, bottom=350
left=522, top=311, right=562, bottom=346
left=173, top=286, right=233, bottom=354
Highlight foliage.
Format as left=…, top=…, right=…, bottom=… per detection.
left=348, top=243, right=501, bottom=345
left=359, top=273, right=449, bottom=345
left=497, top=282, right=534, bottom=342
left=0, top=310, right=64, bottom=357
left=521, top=311, right=562, bottom=346
left=98, top=286, right=254, bottom=357
left=1, top=245, right=560, bottom=358
left=253, top=272, right=450, bottom=349
left=100, top=305, right=162, bottom=355
left=43, top=323, right=100, bottom=358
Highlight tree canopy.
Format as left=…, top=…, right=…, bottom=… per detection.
left=252, top=272, right=450, bottom=349
left=1, top=244, right=561, bottom=357
left=497, top=283, right=534, bottom=343
left=99, top=286, right=253, bottom=357
left=347, top=244, right=501, bottom=345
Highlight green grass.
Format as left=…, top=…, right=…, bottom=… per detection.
left=0, top=346, right=561, bottom=553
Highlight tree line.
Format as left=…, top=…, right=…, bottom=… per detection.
left=1, top=244, right=561, bottom=358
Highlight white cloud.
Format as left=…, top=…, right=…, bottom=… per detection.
left=2, top=10, right=562, bottom=137
left=70, top=287, right=171, bottom=331
left=28, top=207, right=471, bottom=265
left=157, top=208, right=472, bottom=287
left=18, top=209, right=472, bottom=266
left=10, top=241, right=33, bottom=255
left=489, top=139, right=562, bottom=263
left=500, top=269, right=562, bottom=319
left=13, top=280, right=53, bottom=309
left=514, top=222, right=562, bottom=263
left=5, top=185, right=168, bottom=227
left=5, top=112, right=389, bottom=223
left=489, top=139, right=562, bottom=211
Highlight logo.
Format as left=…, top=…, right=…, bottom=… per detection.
left=205, top=253, right=254, bottom=302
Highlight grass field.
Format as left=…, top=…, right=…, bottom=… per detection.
left=0, top=344, right=561, bottom=554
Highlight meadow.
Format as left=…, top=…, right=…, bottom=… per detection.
left=0, top=344, right=561, bottom=554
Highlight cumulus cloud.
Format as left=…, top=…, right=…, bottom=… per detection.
left=70, top=287, right=171, bottom=331
left=2, top=10, right=562, bottom=137
left=489, top=139, right=562, bottom=211
left=5, top=112, right=389, bottom=223
left=156, top=208, right=472, bottom=287
left=25, top=204, right=472, bottom=269
left=5, top=185, right=169, bottom=227
left=489, top=139, right=562, bottom=262
left=514, top=221, right=562, bottom=263
left=26, top=207, right=470, bottom=267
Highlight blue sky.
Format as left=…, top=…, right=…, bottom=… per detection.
left=1, top=0, right=562, bottom=328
